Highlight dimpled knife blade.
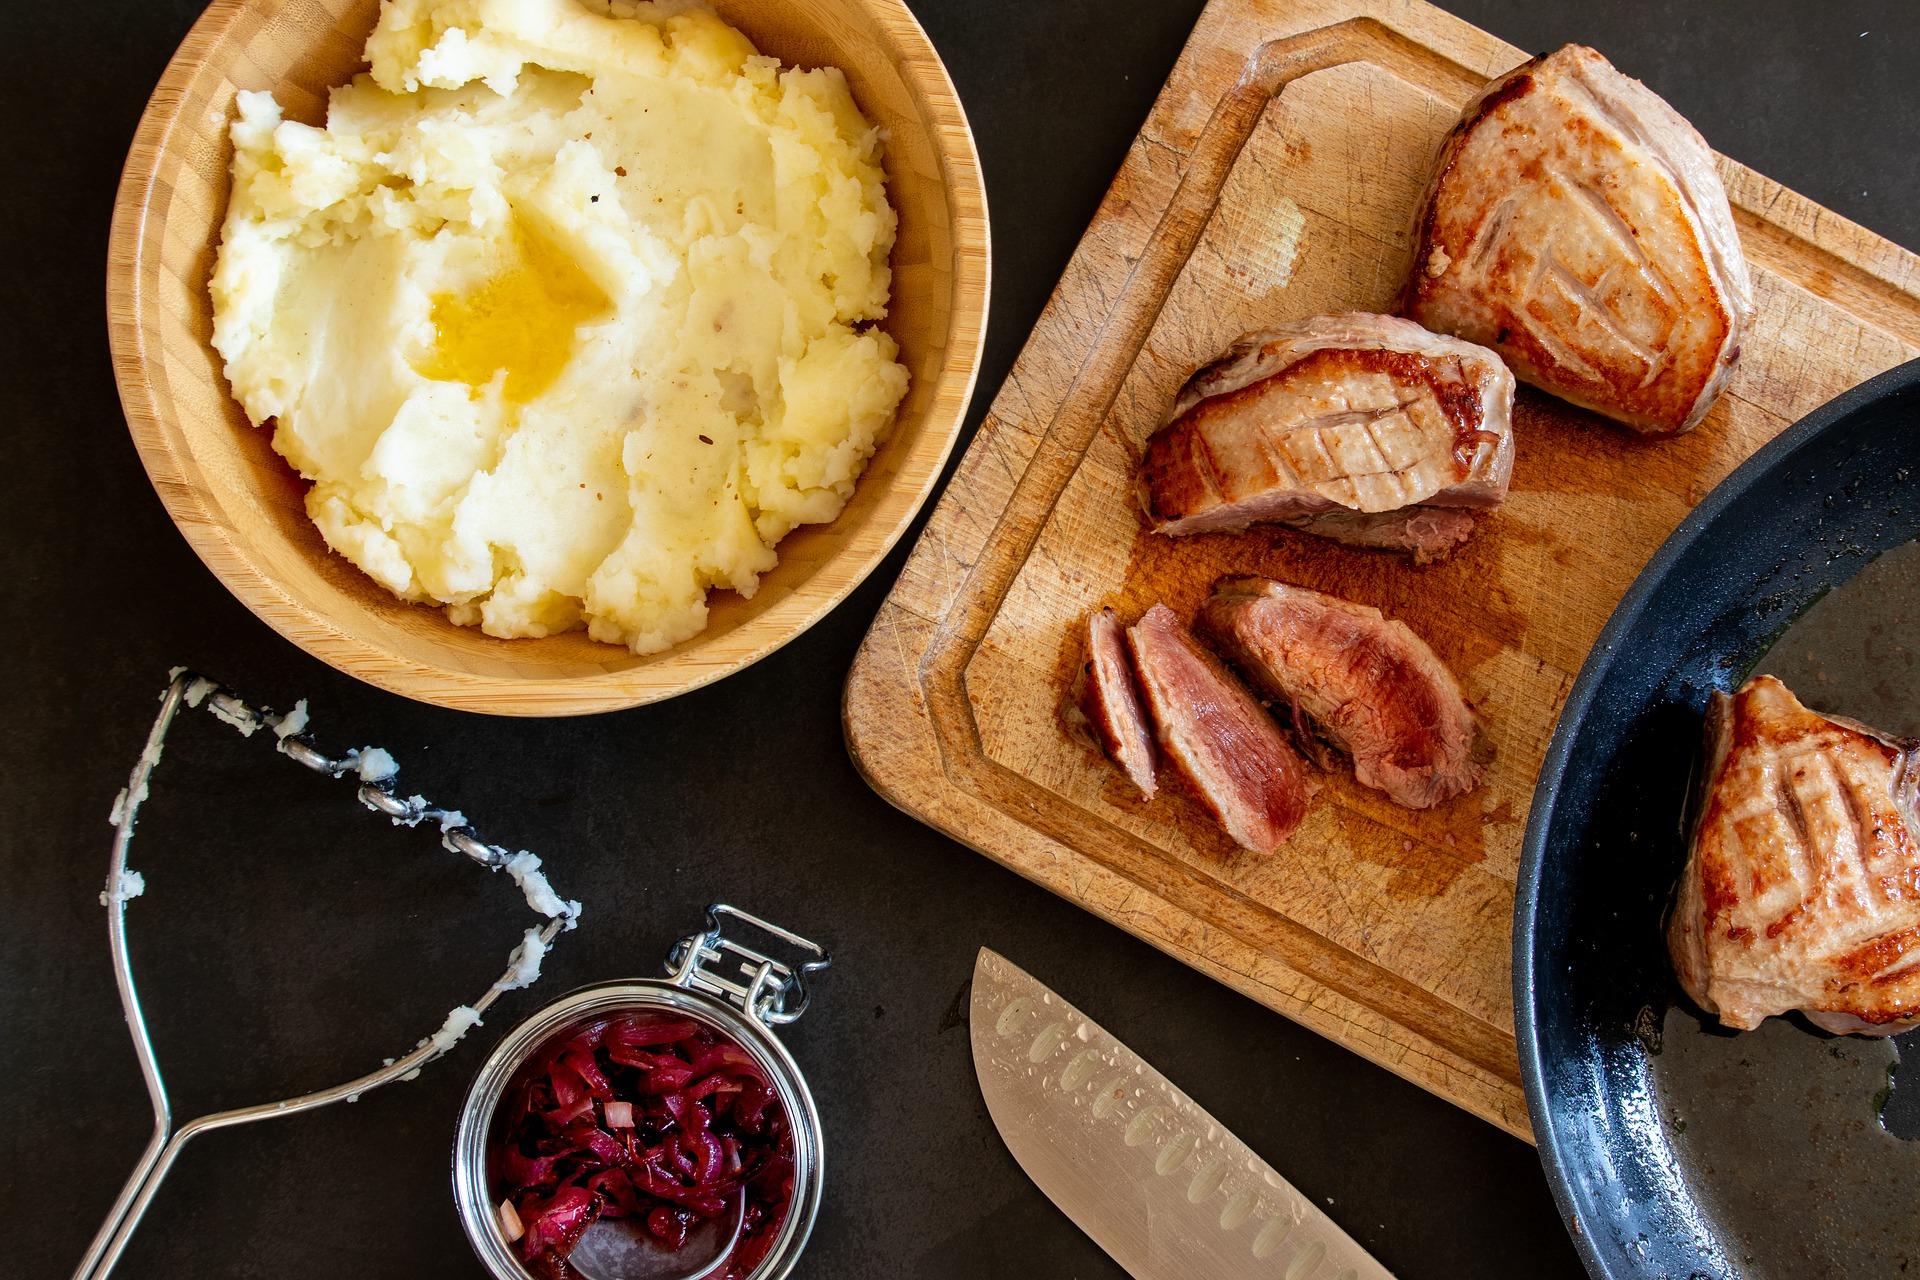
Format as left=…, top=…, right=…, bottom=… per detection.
left=969, top=948, right=1394, bottom=1280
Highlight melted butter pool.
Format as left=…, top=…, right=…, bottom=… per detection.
left=415, top=217, right=608, bottom=403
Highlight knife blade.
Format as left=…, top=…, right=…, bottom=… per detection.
left=969, top=948, right=1394, bottom=1280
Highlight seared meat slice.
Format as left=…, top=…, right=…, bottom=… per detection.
left=1125, top=604, right=1314, bottom=852
left=1283, top=507, right=1478, bottom=565
left=1138, top=313, right=1513, bottom=563
left=1405, top=44, right=1753, bottom=436
left=1668, top=675, right=1920, bottom=1034
left=1066, top=607, right=1157, bottom=797
left=1198, top=577, right=1486, bottom=809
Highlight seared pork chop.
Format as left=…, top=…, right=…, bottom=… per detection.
left=1067, top=607, right=1157, bottom=797
left=1405, top=44, right=1753, bottom=436
left=1668, top=675, right=1920, bottom=1034
left=1125, top=604, right=1314, bottom=853
left=1198, top=577, right=1487, bottom=809
left=1138, top=313, right=1513, bottom=563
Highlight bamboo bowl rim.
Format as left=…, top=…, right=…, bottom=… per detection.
left=107, top=0, right=989, bottom=716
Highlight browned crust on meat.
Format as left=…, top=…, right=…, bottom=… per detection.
left=1403, top=70, right=1538, bottom=315
left=1404, top=46, right=1748, bottom=436
left=1139, top=414, right=1220, bottom=528
left=1672, top=675, right=1920, bottom=1032
left=1141, top=347, right=1492, bottom=530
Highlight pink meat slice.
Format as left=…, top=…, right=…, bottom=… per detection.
left=1198, top=576, right=1487, bottom=809
left=1125, top=603, right=1315, bottom=852
left=1284, top=508, right=1479, bottom=566
left=1067, top=607, right=1157, bottom=797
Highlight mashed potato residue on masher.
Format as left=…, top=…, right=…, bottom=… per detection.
left=209, top=0, right=909, bottom=652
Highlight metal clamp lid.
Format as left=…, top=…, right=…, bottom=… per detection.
left=665, top=904, right=831, bottom=1027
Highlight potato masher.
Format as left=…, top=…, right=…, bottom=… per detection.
left=73, top=671, right=583, bottom=1280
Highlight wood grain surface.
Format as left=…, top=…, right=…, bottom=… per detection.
left=106, top=0, right=989, bottom=715
left=843, top=0, right=1920, bottom=1138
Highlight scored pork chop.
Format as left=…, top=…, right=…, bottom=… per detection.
left=1066, top=607, right=1157, bottom=797
left=1668, top=675, right=1920, bottom=1035
left=1125, top=604, right=1314, bottom=853
left=1405, top=44, right=1753, bottom=436
left=1138, top=312, right=1514, bottom=563
left=1198, top=577, right=1487, bottom=809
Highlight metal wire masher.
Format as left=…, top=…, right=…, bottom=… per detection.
left=73, top=671, right=582, bottom=1280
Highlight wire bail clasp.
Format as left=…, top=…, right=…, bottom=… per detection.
left=665, top=903, right=831, bottom=1027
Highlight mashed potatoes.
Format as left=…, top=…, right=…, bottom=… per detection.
left=210, top=0, right=908, bottom=652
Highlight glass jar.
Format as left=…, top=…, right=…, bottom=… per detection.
left=453, top=905, right=830, bottom=1280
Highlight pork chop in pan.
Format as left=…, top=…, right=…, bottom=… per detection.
left=1668, top=675, right=1920, bottom=1035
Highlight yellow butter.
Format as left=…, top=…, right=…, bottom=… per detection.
left=415, top=217, right=609, bottom=404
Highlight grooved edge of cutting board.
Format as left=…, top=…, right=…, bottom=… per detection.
left=844, top=0, right=1920, bottom=1139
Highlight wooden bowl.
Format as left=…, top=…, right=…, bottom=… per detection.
left=107, top=0, right=988, bottom=715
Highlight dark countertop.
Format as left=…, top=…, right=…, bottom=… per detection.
left=3, top=2, right=1914, bottom=1277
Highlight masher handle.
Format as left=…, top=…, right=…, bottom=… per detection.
left=71, top=1126, right=190, bottom=1280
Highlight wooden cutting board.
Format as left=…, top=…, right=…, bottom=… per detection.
left=843, top=0, right=1920, bottom=1138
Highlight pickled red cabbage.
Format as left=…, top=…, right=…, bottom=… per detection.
left=491, top=1013, right=794, bottom=1279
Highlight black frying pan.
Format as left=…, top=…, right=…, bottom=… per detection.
left=1514, top=358, right=1920, bottom=1279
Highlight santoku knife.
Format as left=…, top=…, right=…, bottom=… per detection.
left=969, top=948, right=1394, bottom=1280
